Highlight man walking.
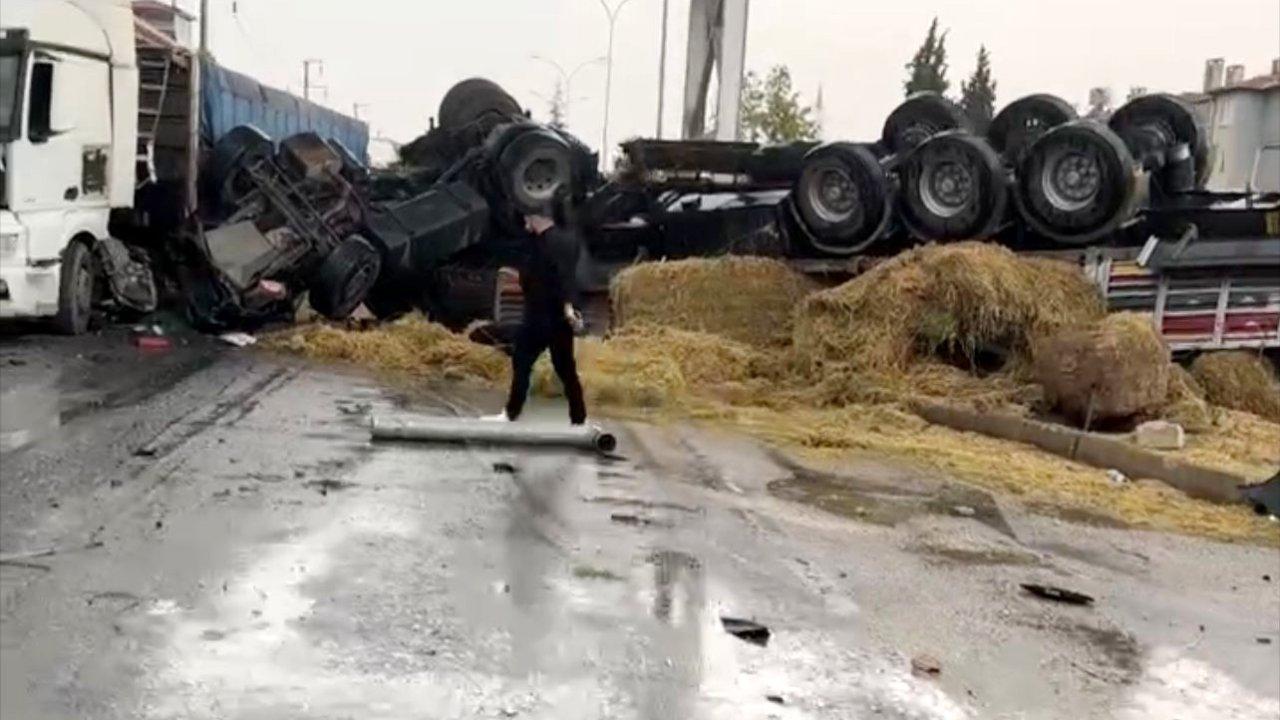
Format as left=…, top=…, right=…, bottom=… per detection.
left=486, top=213, right=587, bottom=424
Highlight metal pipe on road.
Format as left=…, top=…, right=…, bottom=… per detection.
left=370, top=416, right=618, bottom=454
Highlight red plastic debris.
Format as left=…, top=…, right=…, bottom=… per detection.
left=134, top=335, right=173, bottom=352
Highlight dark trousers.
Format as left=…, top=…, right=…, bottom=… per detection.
left=505, top=320, right=586, bottom=424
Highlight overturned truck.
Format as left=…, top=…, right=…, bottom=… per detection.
left=197, top=78, right=597, bottom=330
left=205, top=78, right=1279, bottom=351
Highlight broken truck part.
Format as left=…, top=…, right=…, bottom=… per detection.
left=369, top=415, right=618, bottom=454
left=198, top=127, right=379, bottom=321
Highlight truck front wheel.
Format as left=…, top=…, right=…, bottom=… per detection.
left=309, top=235, right=382, bottom=320
left=54, top=240, right=96, bottom=335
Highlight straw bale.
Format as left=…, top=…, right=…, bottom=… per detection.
left=610, top=256, right=816, bottom=346
left=1191, top=351, right=1280, bottom=423
left=1034, top=312, right=1169, bottom=422
left=793, top=242, right=1104, bottom=372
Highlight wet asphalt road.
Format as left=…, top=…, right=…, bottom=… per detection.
left=1, top=329, right=1278, bottom=719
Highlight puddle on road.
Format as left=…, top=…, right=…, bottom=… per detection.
left=0, top=386, right=62, bottom=452
left=769, top=465, right=1015, bottom=538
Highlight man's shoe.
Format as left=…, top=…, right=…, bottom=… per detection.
left=480, top=411, right=511, bottom=422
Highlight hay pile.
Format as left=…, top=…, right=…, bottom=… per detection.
left=611, top=256, right=815, bottom=346
left=1033, top=312, right=1171, bottom=423
left=263, top=245, right=1280, bottom=543
left=793, top=243, right=1104, bottom=371
left=532, top=324, right=777, bottom=409
left=264, top=315, right=508, bottom=383
left=1161, top=364, right=1218, bottom=433
left=1191, top=351, right=1280, bottom=422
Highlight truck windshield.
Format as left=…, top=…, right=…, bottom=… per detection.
left=0, top=52, right=19, bottom=142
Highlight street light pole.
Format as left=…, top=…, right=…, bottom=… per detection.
left=599, top=0, right=637, bottom=170
left=530, top=54, right=606, bottom=122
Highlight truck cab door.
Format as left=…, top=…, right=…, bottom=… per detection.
left=7, top=50, right=112, bottom=215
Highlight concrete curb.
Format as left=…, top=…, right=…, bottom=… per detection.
left=911, top=401, right=1249, bottom=504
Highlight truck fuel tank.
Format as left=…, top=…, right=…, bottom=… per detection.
left=364, top=181, right=491, bottom=274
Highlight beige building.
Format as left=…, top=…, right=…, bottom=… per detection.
left=1184, top=59, right=1280, bottom=192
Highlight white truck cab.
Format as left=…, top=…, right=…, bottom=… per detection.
left=0, top=0, right=139, bottom=333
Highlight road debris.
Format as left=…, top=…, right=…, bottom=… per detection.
left=371, top=414, right=618, bottom=454
left=1021, top=583, right=1095, bottom=606
left=1240, top=472, right=1280, bottom=517
left=952, top=505, right=977, bottom=517
left=1259, top=637, right=1273, bottom=645
left=720, top=616, right=771, bottom=646
left=303, top=479, right=357, bottom=496
left=492, top=461, right=516, bottom=474
left=765, top=695, right=785, bottom=704
left=218, top=332, right=258, bottom=347
left=1107, top=469, right=1130, bottom=485
left=911, top=653, right=942, bottom=678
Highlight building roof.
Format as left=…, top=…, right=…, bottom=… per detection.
left=132, top=0, right=195, bottom=22
left=1208, top=73, right=1280, bottom=95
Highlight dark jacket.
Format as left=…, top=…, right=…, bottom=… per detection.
left=518, top=226, right=581, bottom=325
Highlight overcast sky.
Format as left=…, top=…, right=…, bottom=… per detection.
left=194, top=0, right=1280, bottom=164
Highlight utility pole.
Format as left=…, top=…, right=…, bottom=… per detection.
left=352, top=102, right=370, bottom=120
left=189, top=0, right=209, bottom=215
left=198, top=0, right=209, bottom=55
left=302, top=59, right=325, bottom=102
left=656, top=0, right=669, bottom=138
left=599, top=0, right=638, bottom=171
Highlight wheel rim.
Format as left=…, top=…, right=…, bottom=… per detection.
left=918, top=156, right=974, bottom=218
left=809, top=165, right=860, bottom=224
left=522, top=156, right=560, bottom=202
left=74, top=257, right=93, bottom=317
left=1041, top=145, right=1102, bottom=213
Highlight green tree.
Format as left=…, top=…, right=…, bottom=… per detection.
left=959, top=45, right=997, bottom=126
left=738, top=65, right=819, bottom=143
left=547, top=79, right=567, bottom=130
left=904, top=17, right=950, bottom=96
left=1085, top=86, right=1113, bottom=120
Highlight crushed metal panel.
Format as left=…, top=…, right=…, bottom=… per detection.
left=202, top=221, right=280, bottom=292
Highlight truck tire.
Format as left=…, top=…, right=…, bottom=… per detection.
left=496, top=128, right=575, bottom=215
left=438, top=78, right=522, bottom=151
left=1013, top=120, right=1139, bottom=245
left=882, top=93, right=972, bottom=156
left=1108, top=93, right=1209, bottom=189
left=309, top=235, right=382, bottom=320
left=399, top=126, right=458, bottom=173
left=988, top=94, right=1077, bottom=166
left=54, top=240, right=96, bottom=335
left=362, top=278, right=414, bottom=321
left=207, top=125, right=273, bottom=212
left=792, top=142, right=892, bottom=255
left=897, top=131, right=1009, bottom=242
